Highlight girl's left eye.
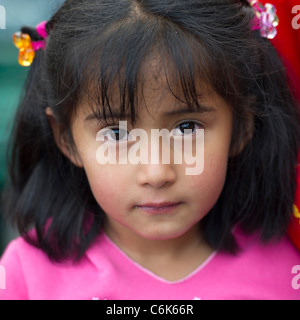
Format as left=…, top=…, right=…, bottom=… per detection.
left=171, top=121, right=202, bottom=136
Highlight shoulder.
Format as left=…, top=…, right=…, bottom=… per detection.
left=0, top=236, right=35, bottom=269
left=228, top=228, right=300, bottom=299
left=234, top=227, right=300, bottom=263
left=233, top=227, right=300, bottom=272
left=0, top=233, right=109, bottom=300
left=0, top=237, right=34, bottom=300
left=0, top=236, right=71, bottom=300
left=0, top=236, right=51, bottom=269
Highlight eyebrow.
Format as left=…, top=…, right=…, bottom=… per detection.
left=85, top=113, right=130, bottom=122
left=164, top=104, right=216, bottom=116
left=85, top=104, right=216, bottom=122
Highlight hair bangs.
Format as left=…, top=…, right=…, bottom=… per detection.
left=77, top=16, right=225, bottom=125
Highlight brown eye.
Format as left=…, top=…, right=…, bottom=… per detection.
left=172, top=121, right=202, bottom=136
left=100, top=127, right=129, bottom=141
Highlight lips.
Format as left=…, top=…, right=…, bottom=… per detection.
left=135, top=202, right=182, bottom=214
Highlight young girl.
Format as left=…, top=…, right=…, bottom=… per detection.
left=1, top=0, right=300, bottom=300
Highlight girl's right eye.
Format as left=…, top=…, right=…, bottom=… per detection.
left=100, top=127, right=130, bottom=141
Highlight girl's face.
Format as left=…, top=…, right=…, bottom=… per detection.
left=69, top=63, right=233, bottom=244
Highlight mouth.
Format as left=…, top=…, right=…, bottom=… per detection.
left=135, top=202, right=182, bottom=215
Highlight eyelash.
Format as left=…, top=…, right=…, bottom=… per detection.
left=97, top=120, right=203, bottom=142
left=171, top=120, right=203, bottom=136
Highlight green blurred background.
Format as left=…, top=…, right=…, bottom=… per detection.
left=0, top=0, right=64, bottom=256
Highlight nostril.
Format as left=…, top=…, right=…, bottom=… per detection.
left=136, top=164, right=176, bottom=189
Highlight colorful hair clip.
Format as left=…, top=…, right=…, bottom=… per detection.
left=13, top=21, right=48, bottom=67
left=248, top=0, right=279, bottom=39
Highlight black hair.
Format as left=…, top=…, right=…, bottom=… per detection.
left=3, top=0, right=300, bottom=261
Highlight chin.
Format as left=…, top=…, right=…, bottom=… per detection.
left=137, top=227, right=191, bottom=242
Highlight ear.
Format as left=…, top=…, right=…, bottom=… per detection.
left=229, top=112, right=254, bottom=158
left=45, top=107, right=83, bottom=168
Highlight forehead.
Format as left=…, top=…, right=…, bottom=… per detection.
left=79, top=52, right=219, bottom=121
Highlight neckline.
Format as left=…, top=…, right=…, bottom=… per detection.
left=102, top=232, right=218, bottom=285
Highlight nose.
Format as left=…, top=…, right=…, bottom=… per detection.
left=136, top=163, right=177, bottom=189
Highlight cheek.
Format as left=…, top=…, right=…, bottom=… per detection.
left=188, top=146, right=229, bottom=211
left=190, top=163, right=227, bottom=196
left=196, top=119, right=232, bottom=194
left=84, top=163, right=130, bottom=213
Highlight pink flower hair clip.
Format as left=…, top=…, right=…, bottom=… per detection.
left=248, top=0, right=279, bottom=39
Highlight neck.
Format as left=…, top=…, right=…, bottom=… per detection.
left=104, top=219, right=212, bottom=267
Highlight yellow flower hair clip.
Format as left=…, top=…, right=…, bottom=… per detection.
left=13, top=21, right=48, bottom=67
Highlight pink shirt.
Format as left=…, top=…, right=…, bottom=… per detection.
left=0, top=229, right=299, bottom=300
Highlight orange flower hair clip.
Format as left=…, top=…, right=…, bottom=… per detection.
left=13, top=21, right=48, bottom=67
